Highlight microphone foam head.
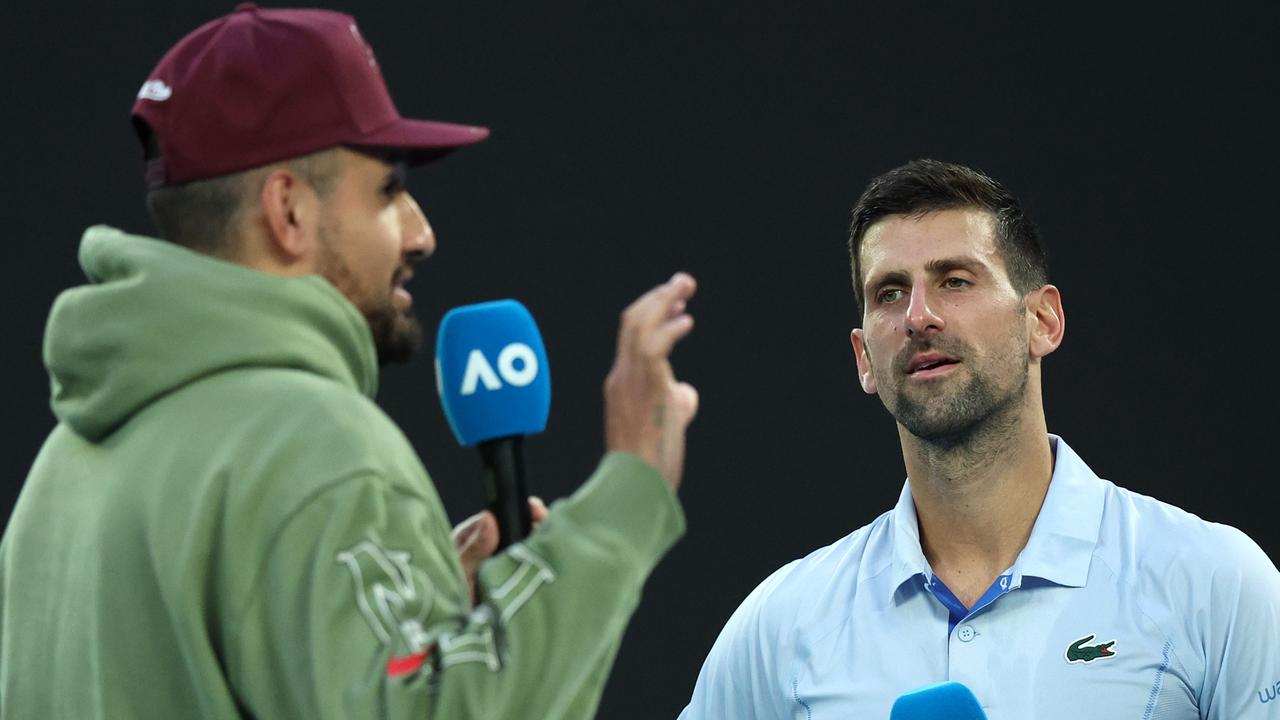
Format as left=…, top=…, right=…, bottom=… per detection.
left=435, top=299, right=551, bottom=446
left=889, top=681, right=988, bottom=720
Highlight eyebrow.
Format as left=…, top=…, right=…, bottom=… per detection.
left=864, top=256, right=988, bottom=296
left=924, top=256, right=986, bottom=276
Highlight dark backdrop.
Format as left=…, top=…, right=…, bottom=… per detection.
left=3, top=2, right=1277, bottom=716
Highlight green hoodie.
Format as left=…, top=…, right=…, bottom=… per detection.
left=0, top=227, right=684, bottom=719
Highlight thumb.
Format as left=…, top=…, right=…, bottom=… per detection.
left=675, top=381, right=699, bottom=424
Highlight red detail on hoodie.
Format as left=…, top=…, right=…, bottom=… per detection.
left=387, top=647, right=433, bottom=678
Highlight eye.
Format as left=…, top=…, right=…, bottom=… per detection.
left=877, top=288, right=904, bottom=304
left=382, top=175, right=405, bottom=198
left=943, top=277, right=970, bottom=289
left=381, top=163, right=408, bottom=199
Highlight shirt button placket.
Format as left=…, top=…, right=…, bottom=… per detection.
left=949, top=623, right=988, bottom=712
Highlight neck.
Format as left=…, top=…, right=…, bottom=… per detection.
left=900, top=390, right=1053, bottom=600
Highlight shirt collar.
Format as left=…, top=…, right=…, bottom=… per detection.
left=885, top=434, right=1106, bottom=602
left=1014, top=435, right=1105, bottom=587
left=887, top=481, right=931, bottom=598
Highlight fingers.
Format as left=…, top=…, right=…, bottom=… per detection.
left=618, top=273, right=697, bottom=355
left=633, top=273, right=697, bottom=322
left=455, top=498, right=549, bottom=561
left=451, top=509, right=484, bottom=547
left=454, top=510, right=499, bottom=569
left=646, top=312, right=695, bottom=359
left=529, top=496, right=549, bottom=528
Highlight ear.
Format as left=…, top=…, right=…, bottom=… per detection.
left=850, top=328, right=878, bottom=394
left=1026, top=285, right=1065, bottom=360
left=258, top=167, right=322, bottom=265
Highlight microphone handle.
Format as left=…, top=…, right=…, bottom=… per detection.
left=478, top=436, right=532, bottom=549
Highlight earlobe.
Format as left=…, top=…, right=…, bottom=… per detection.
left=1028, top=285, right=1066, bottom=359
left=850, top=328, right=878, bottom=394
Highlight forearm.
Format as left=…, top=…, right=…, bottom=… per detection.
left=431, top=452, right=684, bottom=716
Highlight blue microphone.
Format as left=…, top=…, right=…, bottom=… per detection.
left=889, top=682, right=988, bottom=719
left=436, top=300, right=551, bottom=548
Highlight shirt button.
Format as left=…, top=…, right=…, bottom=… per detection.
left=957, top=625, right=976, bottom=642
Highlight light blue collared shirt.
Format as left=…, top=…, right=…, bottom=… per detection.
left=679, top=436, right=1280, bottom=719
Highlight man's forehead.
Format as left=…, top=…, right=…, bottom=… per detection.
left=860, top=208, right=999, bottom=275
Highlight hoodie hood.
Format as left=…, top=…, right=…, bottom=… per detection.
left=45, top=226, right=379, bottom=440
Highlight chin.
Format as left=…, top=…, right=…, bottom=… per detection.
left=367, top=305, right=423, bottom=366
left=902, top=417, right=984, bottom=446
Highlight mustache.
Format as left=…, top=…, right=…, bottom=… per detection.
left=394, top=249, right=430, bottom=287
left=892, top=336, right=969, bottom=374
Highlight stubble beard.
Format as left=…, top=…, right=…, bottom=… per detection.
left=316, top=224, right=423, bottom=367
left=873, top=321, right=1030, bottom=451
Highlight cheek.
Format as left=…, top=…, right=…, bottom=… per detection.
left=862, top=336, right=893, bottom=376
left=367, top=208, right=403, bottom=270
left=872, top=324, right=900, bottom=353
left=376, top=206, right=400, bottom=243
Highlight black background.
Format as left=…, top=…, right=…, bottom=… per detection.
left=2, top=2, right=1277, bottom=716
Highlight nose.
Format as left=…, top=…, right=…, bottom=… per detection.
left=904, top=283, right=945, bottom=337
left=399, top=192, right=435, bottom=261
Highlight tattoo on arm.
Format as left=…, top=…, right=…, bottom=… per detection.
left=654, top=403, right=666, bottom=466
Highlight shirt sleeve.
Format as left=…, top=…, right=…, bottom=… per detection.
left=678, top=563, right=798, bottom=720
left=226, top=451, right=684, bottom=719
left=1198, top=526, right=1280, bottom=719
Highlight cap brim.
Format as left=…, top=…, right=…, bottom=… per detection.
left=355, top=118, right=490, bottom=166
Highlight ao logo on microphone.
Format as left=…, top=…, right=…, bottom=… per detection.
left=460, top=343, right=539, bottom=395
left=436, top=299, right=551, bottom=446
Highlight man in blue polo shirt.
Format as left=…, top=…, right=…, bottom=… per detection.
left=679, top=159, right=1280, bottom=719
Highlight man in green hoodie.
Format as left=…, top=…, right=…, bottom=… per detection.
left=0, top=5, right=698, bottom=719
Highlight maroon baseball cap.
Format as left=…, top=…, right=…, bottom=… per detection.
left=132, top=3, right=489, bottom=187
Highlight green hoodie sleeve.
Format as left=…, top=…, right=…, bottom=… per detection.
left=227, top=451, right=683, bottom=719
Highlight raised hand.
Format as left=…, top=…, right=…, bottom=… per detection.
left=604, top=272, right=700, bottom=490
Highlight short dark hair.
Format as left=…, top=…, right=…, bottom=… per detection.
left=847, top=159, right=1048, bottom=314
left=144, top=145, right=342, bottom=257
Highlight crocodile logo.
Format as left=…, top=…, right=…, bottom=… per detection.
left=1065, top=634, right=1116, bottom=663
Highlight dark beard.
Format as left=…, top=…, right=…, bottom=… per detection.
left=315, top=225, right=422, bottom=367
left=889, top=364, right=1027, bottom=449
left=364, top=300, right=422, bottom=366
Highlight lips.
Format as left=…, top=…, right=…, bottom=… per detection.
left=906, top=352, right=959, bottom=374
left=392, top=268, right=414, bottom=308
